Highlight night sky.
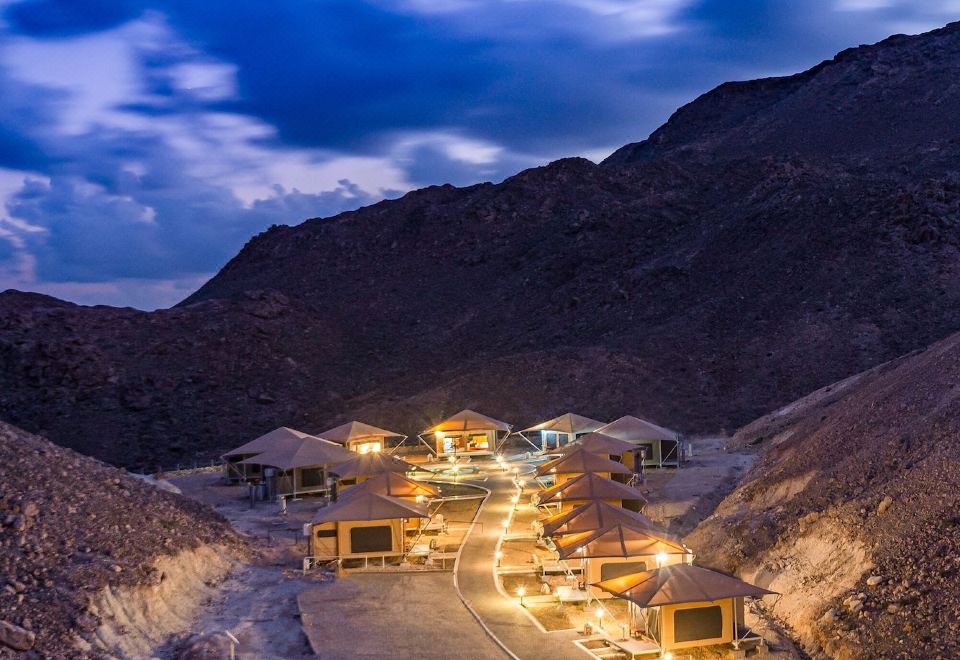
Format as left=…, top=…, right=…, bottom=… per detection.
left=0, top=0, right=956, bottom=309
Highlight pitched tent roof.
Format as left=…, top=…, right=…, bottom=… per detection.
left=536, top=472, right=647, bottom=507
left=238, top=436, right=355, bottom=470
left=319, top=421, right=404, bottom=443
left=339, top=472, right=440, bottom=500
left=554, top=523, right=687, bottom=559
left=596, top=416, right=678, bottom=443
left=223, top=426, right=318, bottom=458
left=422, top=409, right=512, bottom=434
left=310, top=491, right=428, bottom=524
left=522, top=413, right=605, bottom=435
left=536, top=446, right=634, bottom=477
left=592, top=563, right=776, bottom=608
left=541, top=500, right=656, bottom=538
left=329, top=452, right=419, bottom=480
left=558, top=432, right=636, bottom=457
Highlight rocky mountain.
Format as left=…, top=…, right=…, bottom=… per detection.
left=685, top=330, right=960, bottom=659
left=0, top=421, right=243, bottom=657
left=2, top=22, right=960, bottom=467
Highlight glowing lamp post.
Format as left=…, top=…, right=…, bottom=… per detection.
left=595, top=607, right=605, bottom=632
left=656, top=551, right=668, bottom=568
left=517, top=586, right=526, bottom=607
left=495, top=550, right=503, bottom=567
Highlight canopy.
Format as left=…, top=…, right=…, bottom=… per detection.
left=422, top=409, right=512, bottom=434
left=536, top=472, right=648, bottom=507
left=536, top=446, right=633, bottom=477
left=592, top=563, right=776, bottom=607
left=311, top=491, right=428, bottom=524
left=554, top=523, right=687, bottom=559
left=330, top=452, right=419, bottom=479
left=319, top=420, right=403, bottom=443
left=522, top=413, right=605, bottom=435
left=223, top=426, right=318, bottom=458
left=558, top=432, right=635, bottom=456
left=541, top=500, right=653, bottom=539
left=340, top=472, right=440, bottom=500
left=596, top=416, right=677, bottom=443
left=237, top=436, right=355, bottom=470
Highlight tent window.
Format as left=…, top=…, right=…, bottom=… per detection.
left=300, top=468, right=325, bottom=488
left=673, top=605, right=723, bottom=643
left=637, top=444, right=654, bottom=461
left=350, top=525, right=393, bottom=553
left=600, top=561, right=647, bottom=581
left=467, top=434, right=489, bottom=451
left=557, top=433, right=569, bottom=446
left=314, top=529, right=337, bottom=538
left=544, top=431, right=558, bottom=449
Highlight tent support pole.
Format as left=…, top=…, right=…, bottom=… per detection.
left=387, top=435, right=409, bottom=455
left=416, top=433, right=438, bottom=457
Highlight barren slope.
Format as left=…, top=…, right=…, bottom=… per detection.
left=685, top=332, right=960, bottom=659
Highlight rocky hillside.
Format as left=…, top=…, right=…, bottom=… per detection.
left=2, top=22, right=960, bottom=467
left=685, top=331, right=960, bottom=659
left=0, top=421, right=244, bottom=657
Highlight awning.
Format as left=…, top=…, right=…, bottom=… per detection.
left=223, top=426, right=319, bottom=459
left=318, top=421, right=404, bottom=443
left=330, top=452, right=419, bottom=479
left=422, top=409, right=512, bottom=434
left=311, top=491, right=428, bottom=524
left=541, top=499, right=655, bottom=538
left=595, top=416, right=678, bottom=443
left=554, top=523, right=687, bottom=559
left=557, top=432, right=635, bottom=456
left=592, top=563, right=777, bottom=607
left=522, top=413, right=605, bottom=435
left=536, top=472, right=648, bottom=507
left=536, top=446, right=634, bottom=477
left=237, top=436, right=355, bottom=470
left=339, top=472, right=440, bottom=500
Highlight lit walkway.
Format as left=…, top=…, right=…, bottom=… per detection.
left=456, top=470, right=583, bottom=660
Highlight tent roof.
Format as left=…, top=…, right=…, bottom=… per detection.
left=319, top=421, right=404, bottom=442
left=536, top=446, right=633, bottom=477
left=422, top=409, right=512, bottom=434
left=554, top=523, right=687, bottom=559
left=223, top=426, right=319, bottom=458
left=541, top=499, right=655, bottom=538
left=237, top=435, right=355, bottom=470
left=310, top=491, right=428, bottom=524
left=537, top=474, right=648, bottom=508
left=339, top=472, right=440, bottom=500
left=557, top=432, right=636, bottom=456
left=592, top=563, right=776, bottom=607
left=329, top=452, right=419, bottom=479
left=596, top=416, right=677, bottom=443
left=522, top=413, right=606, bottom=434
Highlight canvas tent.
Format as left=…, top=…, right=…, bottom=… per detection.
left=539, top=500, right=655, bottom=538
left=318, top=421, right=406, bottom=454
left=308, top=491, right=428, bottom=560
left=339, top=472, right=440, bottom=502
left=237, top=435, right=354, bottom=498
left=596, top=416, right=685, bottom=468
left=420, top=409, right=518, bottom=456
left=533, top=472, right=648, bottom=512
left=535, top=446, right=633, bottom=484
left=329, top=452, right=419, bottom=481
left=222, top=426, right=329, bottom=483
left=593, top=564, right=775, bottom=653
left=521, top=413, right=605, bottom=451
left=557, top=432, right=635, bottom=458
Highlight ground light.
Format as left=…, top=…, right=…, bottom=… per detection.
left=517, top=587, right=526, bottom=606
left=495, top=550, right=503, bottom=567
left=663, top=653, right=673, bottom=660
left=595, top=607, right=605, bottom=631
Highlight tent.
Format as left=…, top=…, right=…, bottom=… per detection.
left=557, top=432, right=635, bottom=458
left=222, top=426, right=325, bottom=483
left=339, top=472, right=440, bottom=501
left=533, top=472, right=648, bottom=512
left=419, top=409, right=518, bottom=456
left=308, top=491, right=428, bottom=560
left=540, top=500, right=655, bottom=538
left=596, top=416, right=685, bottom=468
left=318, top=421, right=406, bottom=454
left=535, top=446, right=633, bottom=483
left=329, top=452, right=419, bottom=481
left=238, top=434, right=355, bottom=498
left=592, top=564, right=776, bottom=653
left=521, top=413, right=605, bottom=451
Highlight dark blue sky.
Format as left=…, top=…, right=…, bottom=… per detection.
left=0, top=0, right=955, bottom=308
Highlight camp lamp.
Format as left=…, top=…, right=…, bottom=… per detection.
left=495, top=550, right=503, bottom=566
left=663, top=653, right=673, bottom=660
left=517, top=586, right=526, bottom=606
left=656, top=551, right=668, bottom=567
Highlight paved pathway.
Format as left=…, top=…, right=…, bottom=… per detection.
left=456, top=471, right=583, bottom=660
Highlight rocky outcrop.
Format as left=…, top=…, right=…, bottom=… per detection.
left=686, top=331, right=960, bottom=659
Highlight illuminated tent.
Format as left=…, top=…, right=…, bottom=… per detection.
left=329, top=452, right=419, bottom=480
left=419, top=409, right=516, bottom=456
left=222, top=426, right=325, bottom=483
left=553, top=523, right=686, bottom=560
left=596, top=416, right=683, bottom=468
left=308, top=491, right=429, bottom=559
left=534, top=472, right=648, bottom=510
left=237, top=435, right=354, bottom=498
left=535, top=446, right=633, bottom=479
left=339, top=472, right=440, bottom=501
left=318, top=421, right=406, bottom=454
left=540, top=500, right=655, bottom=538
left=521, top=413, right=605, bottom=451
left=592, top=564, right=776, bottom=654
left=557, top=432, right=635, bottom=457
